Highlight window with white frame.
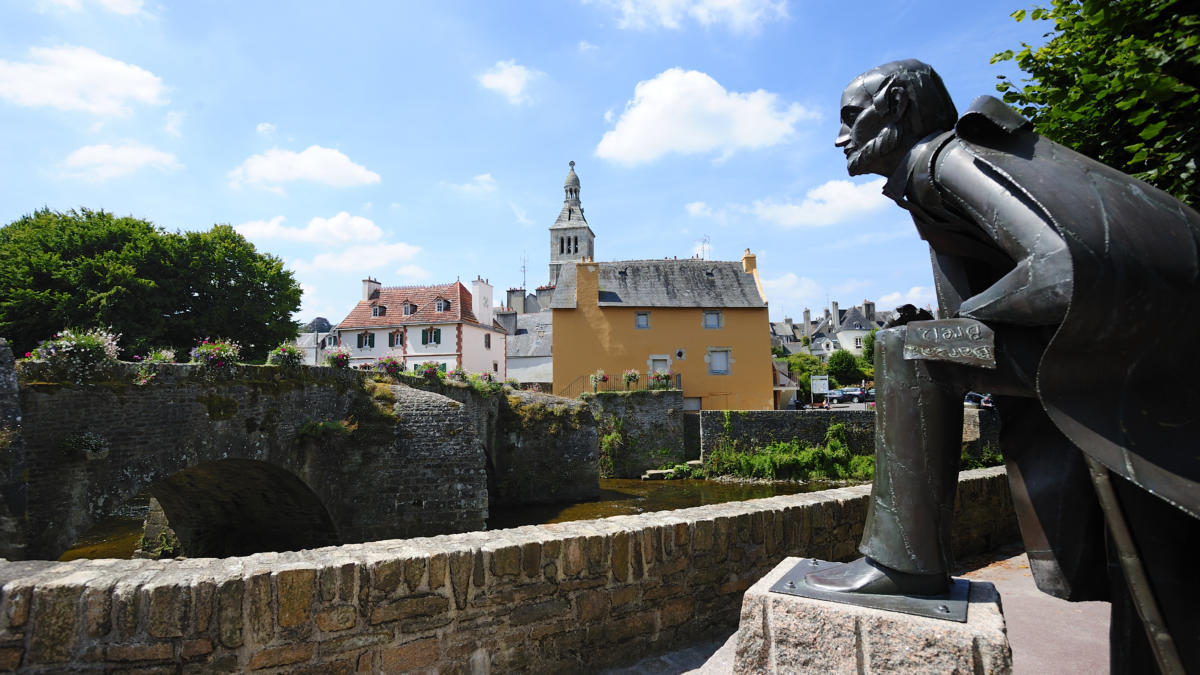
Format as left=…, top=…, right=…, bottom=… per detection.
left=707, top=348, right=731, bottom=375
left=635, top=312, right=650, bottom=329
left=703, top=310, right=722, bottom=329
left=436, top=298, right=451, bottom=312
left=356, top=332, right=375, bottom=349
left=421, top=328, right=442, bottom=345
left=371, top=305, right=386, bottom=317
left=855, top=337, right=862, bottom=348
left=388, top=331, right=404, bottom=348
left=403, top=303, right=416, bottom=316
left=484, top=333, right=491, bottom=349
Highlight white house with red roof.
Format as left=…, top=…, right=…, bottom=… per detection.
left=331, top=277, right=507, bottom=376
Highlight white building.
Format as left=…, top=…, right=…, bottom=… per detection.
left=331, top=277, right=507, bottom=376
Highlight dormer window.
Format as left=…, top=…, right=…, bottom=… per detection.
left=371, top=305, right=386, bottom=317
left=436, top=298, right=451, bottom=312
left=403, top=303, right=416, bottom=316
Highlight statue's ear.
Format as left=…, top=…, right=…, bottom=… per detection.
left=885, top=83, right=909, bottom=121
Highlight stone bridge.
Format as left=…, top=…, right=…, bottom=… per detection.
left=0, top=340, right=597, bottom=562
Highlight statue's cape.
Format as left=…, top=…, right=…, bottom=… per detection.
left=956, top=96, right=1200, bottom=518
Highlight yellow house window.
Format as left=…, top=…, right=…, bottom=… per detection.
left=635, top=312, right=650, bottom=330
left=708, top=348, right=731, bottom=375
left=703, top=310, right=722, bottom=329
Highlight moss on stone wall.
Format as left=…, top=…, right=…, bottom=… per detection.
left=196, top=393, right=238, bottom=420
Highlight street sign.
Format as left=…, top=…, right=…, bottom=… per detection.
left=811, top=375, right=829, bottom=394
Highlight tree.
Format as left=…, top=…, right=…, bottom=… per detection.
left=770, top=344, right=787, bottom=358
left=993, top=0, right=1199, bottom=206
left=827, top=349, right=863, bottom=386
left=861, top=328, right=878, bottom=366
left=0, top=209, right=301, bottom=360
left=784, top=352, right=825, bottom=399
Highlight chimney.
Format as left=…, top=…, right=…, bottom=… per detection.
left=740, top=248, right=757, bottom=274
left=494, top=308, right=517, bottom=335
left=575, top=261, right=599, bottom=307
left=803, top=308, right=811, bottom=337
left=830, top=301, right=840, bottom=326
left=362, top=277, right=381, bottom=300
left=471, top=277, right=495, bottom=327
left=507, top=288, right=526, bottom=314
left=863, top=300, right=875, bottom=322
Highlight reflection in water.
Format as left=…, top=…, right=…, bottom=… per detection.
left=58, top=492, right=150, bottom=561
left=58, top=478, right=842, bottom=560
left=487, top=478, right=830, bottom=530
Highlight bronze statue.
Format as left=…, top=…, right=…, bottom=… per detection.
left=805, top=60, right=1200, bottom=673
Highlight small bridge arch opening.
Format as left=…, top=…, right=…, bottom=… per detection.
left=150, top=458, right=339, bottom=558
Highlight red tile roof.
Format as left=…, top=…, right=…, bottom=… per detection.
left=335, top=281, right=480, bottom=330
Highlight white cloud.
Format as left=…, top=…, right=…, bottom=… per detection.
left=685, top=201, right=713, bottom=217
left=40, top=0, right=143, bottom=14
left=0, top=46, right=166, bottom=115
left=762, top=272, right=825, bottom=318
left=256, top=122, right=276, bottom=136
left=510, top=203, right=534, bottom=226
left=878, top=286, right=938, bottom=311
left=164, top=110, right=182, bottom=136
left=578, top=40, right=598, bottom=52
left=235, top=212, right=383, bottom=245
left=752, top=178, right=890, bottom=227
left=595, top=68, right=813, bottom=164
left=291, top=242, right=422, bottom=274
left=584, top=0, right=786, bottom=33
left=603, top=108, right=614, bottom=124
left=61, top=142, right=180, bottom=181
left=477, top=59, right=543, bottom=105
left=228, top=145, right=381, bottom=193
left=396, top=264, right=432, bottom=281
left=446, top=173, right=497, bottom=194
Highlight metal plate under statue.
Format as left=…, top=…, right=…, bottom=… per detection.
left=780, top=59, right=1200, bottom=674
left=771, top=558, right=969, bottom=622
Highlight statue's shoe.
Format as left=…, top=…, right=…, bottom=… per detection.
left=804, top=557, right=949, bottom=596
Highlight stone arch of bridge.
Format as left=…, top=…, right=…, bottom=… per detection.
left=149, top=458, right=339, bottom=558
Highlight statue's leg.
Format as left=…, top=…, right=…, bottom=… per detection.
left=806, top=326, right=962, bottom=594
left=860, top=326, right=963, bottom=574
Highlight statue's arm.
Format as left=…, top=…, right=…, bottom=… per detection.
left=934, top=143, right=1073, bottom=325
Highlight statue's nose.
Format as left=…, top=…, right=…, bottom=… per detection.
left=835, top=125, right=851, bottom=147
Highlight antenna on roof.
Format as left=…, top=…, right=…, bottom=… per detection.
left=521, top=250, right=527, bottom=292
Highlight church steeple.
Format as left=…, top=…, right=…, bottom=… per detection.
left=548, top=160, right=595, bottom=286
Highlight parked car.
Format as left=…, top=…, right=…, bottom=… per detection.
left=964, top=392, right=994, bottom=407
left=823, top=389, right=845, bottom=404
left=840, top=387, right=869, bottom=403
left=865, top=388, right=875, bottom=402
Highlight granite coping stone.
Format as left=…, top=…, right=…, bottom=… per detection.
left=733, top=556, right=1012, bottom=674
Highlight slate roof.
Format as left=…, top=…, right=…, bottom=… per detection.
left=507, top=312, right=553, bottom=358
left=336, top=281, right=484, bottom=330
left=837, top=306, right=872, bottom=331
left=550, top=259, right=766, bottom=309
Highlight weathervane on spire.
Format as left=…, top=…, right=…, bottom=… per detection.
left=569, top=160, right=575, bottom=169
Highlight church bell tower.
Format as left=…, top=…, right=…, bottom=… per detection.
left=548, top=161, right=595, bottom=286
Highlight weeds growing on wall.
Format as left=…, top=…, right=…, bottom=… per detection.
left=691, top=423, right=876, bottom=482
left=960, top=444, right=1004, bottom=470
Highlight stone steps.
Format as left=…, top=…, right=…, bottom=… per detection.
left=640, top=460, right=704, bottom=480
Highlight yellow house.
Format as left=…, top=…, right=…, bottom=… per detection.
left=550, top=250, right=773, bottom=410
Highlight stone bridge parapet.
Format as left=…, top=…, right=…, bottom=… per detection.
left=0, top=467, right=1016, bottom=672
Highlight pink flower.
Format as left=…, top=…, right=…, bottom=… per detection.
left=24, top=352, right=31, bottom=358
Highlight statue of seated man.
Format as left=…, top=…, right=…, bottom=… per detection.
left=805, top=59, right=1200, bottom=672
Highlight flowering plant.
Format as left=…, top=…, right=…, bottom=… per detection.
left=190, top=338, right=240, bottom=369
left=28, top=327, right=120, bottom=383
left=132, top=347, right=175, bottom=386
left=477, top=371, right=495, bottom=383
left=623, top=369, right=640, bottom=389
left=325, top=347, right=351, bottom=369
left=375, top=356, right=404, bottom=377
left=449, top=366, right=468, bottom=382
left=649, top=370, right=673, bottom=389
left=268, top=342, right=304, bottom=368
left=417, top=361, right=444, bottom=380
left=590, top=369, right=609, bottom=391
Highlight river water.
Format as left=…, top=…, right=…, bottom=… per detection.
left=59, top=478, right=832, bottom=561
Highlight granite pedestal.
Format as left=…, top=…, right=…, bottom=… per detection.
left=733, top=557, right=1013, bottom=674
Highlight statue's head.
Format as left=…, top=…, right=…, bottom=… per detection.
left=837, top=59, right=958, bottom=177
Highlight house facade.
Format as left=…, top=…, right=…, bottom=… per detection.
left=550, top=250, right=773, bottom=410
left=772, top=300, right=894, bottom=361
left=332, top=277, right=506, bottom=376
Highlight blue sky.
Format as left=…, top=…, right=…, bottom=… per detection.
left=0, top=0, right=1049, bottom=325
